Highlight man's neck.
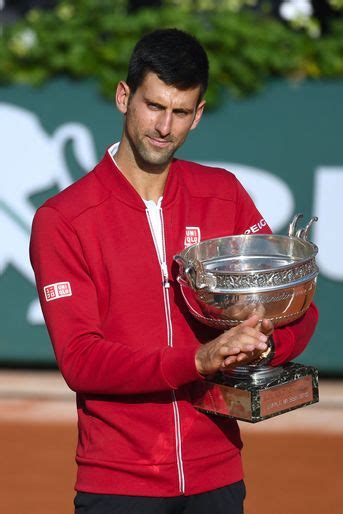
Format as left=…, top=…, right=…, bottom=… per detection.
left=114, top=138, right=170, bottom=203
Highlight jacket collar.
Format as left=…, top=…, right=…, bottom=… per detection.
left=93, top=146, right=179, bottom=211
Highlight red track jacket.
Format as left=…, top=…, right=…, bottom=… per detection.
left=30, top=150, right=318, bottom=496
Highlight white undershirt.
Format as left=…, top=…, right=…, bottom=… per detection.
left=142, top=197, right=164, bottom=263
left=108, top=142, right=164, bottom=263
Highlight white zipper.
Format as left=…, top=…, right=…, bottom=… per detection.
left=145, top=207, right=186, bottom=494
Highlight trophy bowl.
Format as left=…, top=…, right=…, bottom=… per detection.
left=174, top=215, right=319, bottom=330
left=174, top=214, right=319, bottom=422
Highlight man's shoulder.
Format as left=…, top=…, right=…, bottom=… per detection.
left=175, top=159, right=239, bottom=200
left=41, top=159, right=111, bottom=222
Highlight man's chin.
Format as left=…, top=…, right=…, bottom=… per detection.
left=139, top=147, right=175, bottom=168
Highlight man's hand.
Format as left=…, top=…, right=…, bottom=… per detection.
left=195, top=314, right=273, bottom=376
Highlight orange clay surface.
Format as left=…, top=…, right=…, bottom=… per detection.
left=1, top=370, right=342, bottom=514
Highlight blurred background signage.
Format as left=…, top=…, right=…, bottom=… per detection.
left=0, top=0, right=342, bottom=373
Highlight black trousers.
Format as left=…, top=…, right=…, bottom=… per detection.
left=74, top=481, right=246, bottom=514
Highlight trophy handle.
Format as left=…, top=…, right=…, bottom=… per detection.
left=288, top=213, right=303, bottom=237
left=174, top=255, right=197, bottom=289
left=301, top=217, right=318, bottom=241
left=174, top=255, right=216, bottom=290
left=174, top=254, right=187, bottom=268
left=288, top=213, right=318, bottom=241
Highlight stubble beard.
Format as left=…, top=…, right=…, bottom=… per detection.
left=125, top=119, right=184, bottom=170
left=130, top=132, right=178, bottom=168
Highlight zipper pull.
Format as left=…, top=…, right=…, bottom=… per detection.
left=161, top=262, right=170, bottom=288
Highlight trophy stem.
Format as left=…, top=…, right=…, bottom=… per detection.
left=225, top=364, right=283, bottom=385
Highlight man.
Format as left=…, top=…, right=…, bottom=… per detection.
left=30, top=29, right=318, bottom=514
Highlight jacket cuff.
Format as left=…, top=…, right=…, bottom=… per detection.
left=161, top=345, right=204, bottom=389
left=270, top=326, right=296, bottom=366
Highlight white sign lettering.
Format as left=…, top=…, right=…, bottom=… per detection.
left=0, top=103, right=97, bottom=323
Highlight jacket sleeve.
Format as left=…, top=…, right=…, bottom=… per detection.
left=271, top=302, right=319, bottom=366
left=30, top=206, right=201, bottom=396
left=233, top=176, right=319, bottom=363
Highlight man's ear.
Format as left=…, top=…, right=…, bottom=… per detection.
left=115, top=81, right=131, bottom=114
left=190, top=99, right=206, bottom=131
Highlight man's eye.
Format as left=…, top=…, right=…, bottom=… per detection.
left=148, top=103, right=161, bottom=110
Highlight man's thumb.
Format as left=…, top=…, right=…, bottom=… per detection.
left=241, top=314, right=260, bottom=327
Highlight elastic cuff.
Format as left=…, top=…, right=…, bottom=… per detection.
left=270, top=326, right=296, bottom=366
left=161, top=345, right=203, bottom=389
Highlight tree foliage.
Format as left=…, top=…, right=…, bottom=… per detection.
left=0, top=0, right=342, bottom=107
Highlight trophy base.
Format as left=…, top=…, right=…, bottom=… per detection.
left=192, top=362, right=319, bottom=423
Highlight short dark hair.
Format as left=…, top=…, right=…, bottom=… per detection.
left=126, top=28, right=209, bottom=100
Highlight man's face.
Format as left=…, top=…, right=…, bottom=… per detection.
left=117, top=72, right=205, bottom=169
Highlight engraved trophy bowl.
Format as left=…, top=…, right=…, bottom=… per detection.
left=174, top=214, right=319, bottom=422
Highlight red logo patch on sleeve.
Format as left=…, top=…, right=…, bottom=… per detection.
left=44, top=282, right=72, bottom=302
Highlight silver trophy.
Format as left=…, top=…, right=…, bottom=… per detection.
left=174, top=214, right=319, bottom=422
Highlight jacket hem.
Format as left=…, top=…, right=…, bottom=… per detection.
left=75, top=448, right=243, bottom=496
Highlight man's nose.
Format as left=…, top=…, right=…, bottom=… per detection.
left=155, top=112, right=172, bottom=137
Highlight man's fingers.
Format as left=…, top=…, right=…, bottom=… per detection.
left=260, top=318, right=274, bottom=335
left=236, top=352, right=257, bottom=362
left=230, top=330, right=268, bottom=344
left=219, top=346, right=241, bottom=356
left=221, top=356, right=238, bottom=368
left=196, top=315, right=272, bottom=375
left=222, top=350, right=258, bottom=367
left=218, top=339, right=267, bottom=358
left=231, top=311, right=273, bottom=334
left=225, top=324, right=268, bottom=342
left=240, top=314, right=260, bottom=327
left=224, top=348, right=263, bottom=366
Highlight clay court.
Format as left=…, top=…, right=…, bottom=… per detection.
left=1, top=370, right=342, bottom=514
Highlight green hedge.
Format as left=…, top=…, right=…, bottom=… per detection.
left=1, top=0, right=343, bottom=107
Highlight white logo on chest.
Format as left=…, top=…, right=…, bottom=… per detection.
left=184, top=227, right=201, bottom=248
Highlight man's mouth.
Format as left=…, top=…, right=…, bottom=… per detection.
left=147, top=136, right=173, bottom=148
